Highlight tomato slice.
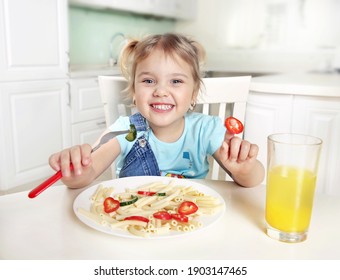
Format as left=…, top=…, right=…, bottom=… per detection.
left=178, top=201, right=198, bottom=215
left=124, top=216, right=149, bottom=223
left=171, top=213, right=189, bottom=223
left=137, top=191, right=166, bottom=196
left=153, top=211, right=172, bottom=220
left=225, top=116, right=244, bottom=134
left=137, top=190, right=156, bottom=196
left=103, top=197, right=120, bottom=213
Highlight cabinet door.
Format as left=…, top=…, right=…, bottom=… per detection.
left=244, top=92, right=293, bottom=173
left=292, top=96, right=340, bottom=195
left=72, top=119, right=106, bottom=146
left=70, top=78, right=104, bottom=123
left=0, top=80, right=71, bottom=190
left=0, top=0, right=68, bottom=81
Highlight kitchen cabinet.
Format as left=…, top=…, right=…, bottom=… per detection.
left=0, top=80, right=71, bottom=190
left=69, top=0, right=197, bottom=20
left=72, top=120, right=106, bottom=146
left=0, top=0, right=69, bottom=192
left=70, top=77, right=106, bottom=145
left=0, top=0, right=68, bottom=82
left=244, top=73, right=340, bottom=196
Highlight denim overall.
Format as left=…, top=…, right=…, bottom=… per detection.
left=119, top=113, right=161, bottom=178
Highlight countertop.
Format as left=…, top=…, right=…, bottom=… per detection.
left=69, top=65, right=340, bottom=99
left=250, top=72, right=340, bottom=97
left=69, top=64, right=121, bottom=78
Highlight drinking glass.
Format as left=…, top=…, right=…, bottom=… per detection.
left=265, top=133, right=322, bottom=243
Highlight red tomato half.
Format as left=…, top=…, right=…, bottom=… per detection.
left=178, top=201, right=198, bottom=215
left=171, top=213, right=189, bottom=223
left=225, top=117, right=244, bottom=134
left=124, top=216, right=149, bottom=223
left=103, top=197, right=120, bottom=213
left=153, top=211, right=172, bottom=220
left=137, top=190, right=156, bottom=196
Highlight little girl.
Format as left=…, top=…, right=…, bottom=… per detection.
left=49, top=33, right=264, bottom=188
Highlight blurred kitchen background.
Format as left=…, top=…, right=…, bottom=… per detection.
left=68, top=0, right=340, bottom=74
left=1, top=0, right=340, bottom=195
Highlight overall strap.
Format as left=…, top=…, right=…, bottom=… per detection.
left=119, top=112, right=160, bottom=177
left=129, top=112, right=148, bottom=132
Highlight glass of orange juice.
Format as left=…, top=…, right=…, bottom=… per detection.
left=265, top=133, right=322, bottom=243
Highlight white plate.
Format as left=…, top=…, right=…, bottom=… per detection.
left=73, top=176, right=225, bottom=239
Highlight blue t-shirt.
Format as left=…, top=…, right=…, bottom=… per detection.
left=109, top=112, right=226, bottom=178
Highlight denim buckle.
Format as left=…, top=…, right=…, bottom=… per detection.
left=138, top=138, right=147, bottom=147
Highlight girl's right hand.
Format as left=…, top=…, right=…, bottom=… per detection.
left=48, top=144, right=93, bottom=178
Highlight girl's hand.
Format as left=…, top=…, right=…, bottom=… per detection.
left=222, top=116, right=258, bottom=173
left=219, top=131, right=259, bottom=174
left=215, top=131, right=263, bottom=187
left=49, top=144, right=93, bottom=178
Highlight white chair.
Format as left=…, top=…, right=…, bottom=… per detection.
left=197, top=76, right=251, bottom=180
left=98, top=75, right=134, bottom=178
left=98, top=75, right=251, bottom=180
left=98, top=75, right=134, bottom=127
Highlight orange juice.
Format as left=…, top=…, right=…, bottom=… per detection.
left=265, top=165, right=316, bottom=232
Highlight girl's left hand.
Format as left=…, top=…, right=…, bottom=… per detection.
left=216, top=131, right=260, bottom=176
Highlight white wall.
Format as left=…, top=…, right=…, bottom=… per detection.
left=176, top=0, right=340, bottom=74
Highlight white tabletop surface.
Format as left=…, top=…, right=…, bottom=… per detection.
left=1, top=179, right=339, bottom=260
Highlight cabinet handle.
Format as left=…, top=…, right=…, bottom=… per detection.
left=66, top=82, right=71, bottom=106
left=96, top=121, right=106, bottom=126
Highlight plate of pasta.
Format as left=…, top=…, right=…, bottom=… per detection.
left=73, top=176, right=225, bottom=239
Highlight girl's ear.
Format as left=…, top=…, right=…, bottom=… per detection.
left=192, top=88, right=199, bottom=102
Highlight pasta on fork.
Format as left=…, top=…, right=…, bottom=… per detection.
left=77, top=180, right=224, bottom=238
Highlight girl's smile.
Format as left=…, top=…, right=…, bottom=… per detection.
left=150, top=103, right=175, bottom=112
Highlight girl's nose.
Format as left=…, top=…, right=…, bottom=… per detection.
left=154, top=85, right=169, bottom=97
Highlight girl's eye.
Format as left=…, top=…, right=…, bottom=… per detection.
left=142, top=79, right=154, bottom=84
left=172, top=79, right=183, bottom=84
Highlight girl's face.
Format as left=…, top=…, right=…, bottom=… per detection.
left=134, top=49, right=196, bottom=139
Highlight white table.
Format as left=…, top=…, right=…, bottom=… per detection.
left=0, top=179, right=339, bottom=260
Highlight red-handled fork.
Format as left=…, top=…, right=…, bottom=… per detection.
left=28, top=130, right=129, bottom=199
left=28, top=164, right=74, bottom=198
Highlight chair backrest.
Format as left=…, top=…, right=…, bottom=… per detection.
left=98, top=75, right=133, bottom=128
left=197, top=76, right=251, bottom=180
left=98, top=75, right=132, bottom=178
left=98, top=75, right=251, bottom=180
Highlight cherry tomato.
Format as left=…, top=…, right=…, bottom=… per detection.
left=178, top=201, right=198, bottom=215
left=103, top=197, right=120, bottom=213
left=171, top=213, right=189, bottom=223
left=153, top=211, right=172, bottom=220
left=124, top=216, right=149, bottom=223
left=225, top=116, right=244, bottom=134
left=137, top=190, right=156, bottom=196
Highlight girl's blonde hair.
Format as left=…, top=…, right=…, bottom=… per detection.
left=119, top=33, right=206, bottom=99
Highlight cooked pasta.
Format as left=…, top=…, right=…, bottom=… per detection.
left=77, top=180, right=223, bottom=237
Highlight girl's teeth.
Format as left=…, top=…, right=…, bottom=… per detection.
left=153, top=104, right=173, bottom=110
